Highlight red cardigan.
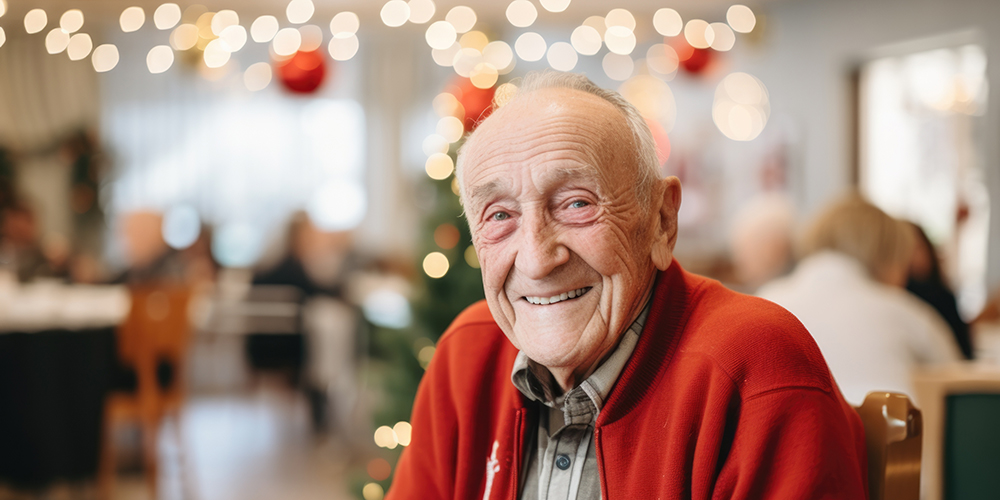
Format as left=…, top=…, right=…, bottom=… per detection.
left=388, top=263, right=868, bottom=500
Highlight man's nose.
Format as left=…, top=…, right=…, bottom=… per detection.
left=515, top=214, right=569, bottom=280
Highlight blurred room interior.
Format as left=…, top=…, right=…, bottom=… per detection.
left=1, top=0, right=1000, bottom=498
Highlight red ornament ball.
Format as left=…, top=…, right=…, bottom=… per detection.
left=275, top=50, right=327, bottom=94
left=670, top=38, right=714, bottom=75
left=449, top=77, right=496, bottom=132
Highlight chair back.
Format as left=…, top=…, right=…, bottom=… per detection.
left=856, top=391, right=922, bottom=500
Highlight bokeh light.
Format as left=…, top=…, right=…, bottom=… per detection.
left=286, top=0, right=314, bottom=24
left=434, top=224, right=460, bottom=249
left=547, top=42, right=578, bottom=72
left=646, top=43, right=679, bottom=76
left=328, top=33, right=359, bottom=61
left=619, top=74, right=676, bottom=132
left=684, top=19, right=713, bottom=49
left=470, top=62, right=498, bottom=88
left=446, top=6, right=477, bottom=34
left=423, top=134, right=449, bottom=156
left=211, top=9, right=238, bottom=36
left=393, top=421, right=412, bottom=446
left=120, top=7, right=145, bottom=33
left=220, top=24, right=248, bottom=52
left=60, top=10, right=84, bottom=33
left=602, top=53, right=633, bottom=81
left=45, top=28, right=70, bottom=54
left=146, top=45, right=174, bottom=74
left=570, top=25, right=601, bottom=56
left=272, top=27, right=302, bottom=56
left=203, top=39, right=230, bottom=68
left=425, top=153, right=455, bottom=179
left=373, top=425, right=397, bottom=448
left=483, top=41, right=514, bottom=72
left=423, top=252, right=450, bottom=278
left=432, top=42, right=462, bottom=67
left=244, top=62, right=272, bottom=91
left=330, top=12, right=360, bottom=36
left=727, top=5, right=756, bottom=33
left=153, top=3, right=181, bottom=30
left=67, top=33, right=93, bottom=61
left=452, top=47, right=482, bottom=78
left=381, top=0, right=410, bottom=28
left=408, top=0, right=436, bottom=24
left=298, top=24, right=323, bottom=52
left=713, top=72, right=770, bottom=141
left=169, top=24, right=198, bottom=50
left=25, top=9, right=48, bottom=34
left=653, top=8, right=682, bottom=37
left=362, top=483, right=384, bottom=500
left=251, top=15, right=279, bottom=43
left=604, top=8, right=635, bottom=31
left=709, top=22, right=735, bottom=51
left=91, top=44, right=119, bottom=72
left=515, top=32, right=546, bottom=62
left=604, top=26, right=636, bottom=55
left=362, top=289, right=411, bottom=329
left=367, top=459, right=392, bottom=481
left=433, top=92, right=463, bottom=117
left=307, top=181, right=367, bottom=231
left=162, top=205, right=200, bottom=250
left=540, top=0, right=571, bottom=14
left=0, top=28, right=6, bottom=49
left=464, top=245, right=480, bottom=268
left=425, top=21, right=457, bottom=50
left=417, top=344, right=435, bottom=367
left=506, top=0, right=537, bottom=28
left=582, top=16, right=606, bottom=40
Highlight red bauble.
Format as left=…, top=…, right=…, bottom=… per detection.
left=275, top=50, right=327, bottom=94
left=450, top=77, right=496, bottom=132
left=670, top=38, right=714, bottom=75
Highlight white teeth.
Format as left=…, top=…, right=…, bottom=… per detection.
left=525, top=287, right=590, bottom=305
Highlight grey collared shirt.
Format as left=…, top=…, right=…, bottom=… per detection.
left=511, top=302, right=650, bottom=500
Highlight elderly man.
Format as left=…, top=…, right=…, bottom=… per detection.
left=388, top=73, right=866, bottom=499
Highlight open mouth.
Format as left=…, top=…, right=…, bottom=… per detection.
left=523, top=287, right=592, bottom=305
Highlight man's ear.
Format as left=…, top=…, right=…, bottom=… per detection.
left=649, top=176, right=682, bottom=271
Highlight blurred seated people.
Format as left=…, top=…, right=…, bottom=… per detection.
left=758, top=193, right=963, bottom=405
left=112, top=211, right=185, bottom=285
left=905, top=222, right=973, bottom=359
left=0, top=200, right=63, bottom=282
left=728, top=192, right=796, bottom=292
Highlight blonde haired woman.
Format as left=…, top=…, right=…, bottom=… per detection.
left=758, top=193, right=962, bottom=405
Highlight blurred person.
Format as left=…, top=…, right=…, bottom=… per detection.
left=758, top=194, right=963, bottom=405
left=388, top=73, right=866, bottom=500
left=728, top=192, right=796, bottom=291
left=0, top=200, right=52, bottom=281
left=905, top=222, right=973, bottom=359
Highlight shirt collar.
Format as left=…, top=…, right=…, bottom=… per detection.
left=511, top=298, right=652, bottom=413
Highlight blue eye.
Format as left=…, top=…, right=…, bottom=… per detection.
left=492, top=212, right=510, bottom=221
left=569, top=200, right=589, bottom=208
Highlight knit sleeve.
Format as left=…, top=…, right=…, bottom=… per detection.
left=709, top=386, right=868, bottom=500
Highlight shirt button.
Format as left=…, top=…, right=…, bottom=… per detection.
left=555, top=454, right=571, bottom=470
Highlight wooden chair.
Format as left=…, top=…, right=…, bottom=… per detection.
left=99, top=284, right=193, bottom=500
left=856, top=392, right=923, bottom=500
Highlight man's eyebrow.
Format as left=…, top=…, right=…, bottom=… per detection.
left=468, top=179, right=510, bottom=207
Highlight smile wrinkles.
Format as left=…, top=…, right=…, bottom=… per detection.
left=523, top=287, right=592, bottom=305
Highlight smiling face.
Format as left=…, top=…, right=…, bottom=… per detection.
left=460, top=87, right=681, bottom=389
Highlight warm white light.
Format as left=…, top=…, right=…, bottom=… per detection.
left=445, top=6, right=476, bottom=34
left=328, top=32, right=359, bottom=60
left=483, top=41, right=514, bottom=72
left=470, top=62, right=498, bottom=88
left=433, top=92, right=462, bottom=117
left=493, top=82, right=518, bottom=109
left=684, top=19, right=713, bottom=49
left=60, top=10, right=84, bottom=33
left=92, top=44, right=119, bottom=72
left=437, top=116, right=464, bottom=142
left=432, top=42, right=462, bottom=67
left=244, top=62, right=272, bottom=91
left=653, top=8, right=682, bottom=37
left=0, top=28, right=6, bottom=49
left=452, top=48, right=482, bottom=78
left=460, top=31, right=488, bottom=51
left=425, top=21, right=457, bottom=50
left=170, top=24, right=198, bottom=50
left=25, top=9, right=47, bottom=34
left=540, top=0, right=570, bottom=14
left=709, top=22, right=735, bottom=51
left=515, top=32, right=546, bottom=62
left=423, top=134, right=449, bottom=155
left=298, top=25, right=323, bottom=51
left=506, top=0, right=537, bottom=28
left=425, top=153, right=455, bottom=179
left=380, top=0, right=409, bottom=27
left=605, top=8, right=635, bottom=31
left=583, top=16, right=606, bottom=40
left=272, top=28, right=302, bottom=56
left=393, top=422, right=413, bottom=446
left=646, top=43, right=679, bottom=76
left=0, top=1, right=6, bottom=18
left=330, top=12, right=360, bottom=35
left=45, top=28, right=70, bottom=54
left=619, top=75, right=676, bottom=132
left=153, top=3, right=181, bottom=30
left=570, top=25, right=601, bottom=56
left=727, top=4, right=756, bottom=33
left=602, top=52, right=633, bottom=81
left=714, top=72, right=769, bottom=141
left=120, top=7, right=145, bottom=33
left=374, top=426, right=398, bottom=448
left=408, top=0, right=435, bottom=24
left=220, top=25, right=247, bottom=52
left=203, top=39, right=230, bottom=68
left=547, top=42, right=577, bottom=71
left=211, top=9, right=238, bottom=35
left=146, top=45, right=174, bottom=73
left=604, top=26, right=635, bottom=55
left=422, top=252, right=450, bottom=278
left=67, top=33, right=92, bottom=60
left=251, top=16, right=279, bottom=43
left=362, top=483, right=384, bottom=500
left=286, top=0, right=314, bottom=24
